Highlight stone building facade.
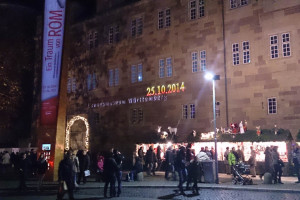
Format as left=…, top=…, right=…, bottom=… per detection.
left=64, top=0, right=300, bottom=154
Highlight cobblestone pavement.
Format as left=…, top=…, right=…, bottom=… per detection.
left=1, top=172, right=300, bottom=200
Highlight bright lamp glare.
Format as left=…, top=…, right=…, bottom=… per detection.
left=205, top=73, right=214, bottom=80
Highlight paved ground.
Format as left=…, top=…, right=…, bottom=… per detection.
left=1, top=172, right=300, bottom=199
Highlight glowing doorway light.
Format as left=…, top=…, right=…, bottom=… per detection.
left=65, top=115, right=89, bottom=150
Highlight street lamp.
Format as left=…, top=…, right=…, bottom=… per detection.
left=205, top=72, right=220, bottom=184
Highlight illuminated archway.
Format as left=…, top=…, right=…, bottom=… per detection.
left=65, top=115, right=89, bottom=150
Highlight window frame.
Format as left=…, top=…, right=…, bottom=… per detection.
left=268, top=97, right=277, bottom=114
left=189, top=0, right=205, bottom=20
left=282, top=33, right=291, bottom=57
left=242, top=41, right=250, bottom=64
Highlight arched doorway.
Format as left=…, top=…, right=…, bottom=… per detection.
left=65, top=116, right=89, bottom=150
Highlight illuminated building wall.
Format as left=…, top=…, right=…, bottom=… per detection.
left=64, top=0, right=300, bottom=155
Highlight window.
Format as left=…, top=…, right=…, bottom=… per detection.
left=108, top=25, right=120, bottom=44
left=270, top=33, right=291, bottom=59
left=270, top=35, right=279, bottom=59
left=190, top=104, right=196, bottom=119
left=268, top=97, right=277, bottom=114
left=88, top=31, right=98, bottom=50
left=182, top=105, right=188, bottom=119
left=87, top=74, right=92, bottom=91
left=158, top=9, right=171, bottom=29
left=108, top=68, right=119, bottom=87
left=230, top=0, right=248, bottom=9
left=87, top=73, right=96, bottom=91
left=159, top=57, right=172, bottom=78
left=159, top=59, right=165, bottom=78
left=131, top=108, right=143, bottom=124
left=189, top=0, right=205, bottom=20
left=200, top=50, right=206, bottom=71
left=192, top=51, right=206, bottom=72
left=131, top=17, right=143, bottom=37
left=282, top=33, right=291, bottom=57
left=131, top=64, right=143, bottom=83
left=182, top=104, right=196, bottom=119
left=242, top=41, right=250, bottom=64
left=166, top=57, right=172, bottom=77
left=72, top=78, right=76, bottom=92
left=232, top=43, right=240, bottom=65
left=192, top=52, right=198, bottom=73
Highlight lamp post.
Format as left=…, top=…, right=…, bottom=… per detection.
left=205, top=72, right=220, bottom=184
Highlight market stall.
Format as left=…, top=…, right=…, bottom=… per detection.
left=136, top=128, right=293, bottom=175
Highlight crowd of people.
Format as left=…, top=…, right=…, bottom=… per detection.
left=137, top=144, right=215, bottom=195
left=0, top=149, right=48, bottom=191
left=2, top=143, right=300, bottom=199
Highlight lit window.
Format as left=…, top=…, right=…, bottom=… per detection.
left=270, top=35, right=279, bottom=59
left=190, top=104, right=196, bottom=119
left=87, top=74, right=92, bottom=91
left=232, top=43, right=240, bottom=65
left=189, top=0, right=205, bottom=20
left=159, top=58, right=172, bottom=78
left=166, top=58, right=172, bottom=77
left=114, top=69, right=119, bottom=85
left=200, top=50, right=206, bottom=71
left=282, top=33, right=291, bottom=57
left=243, top=41, right=250, bottom=64
left=108, top=68, right=119, bottom=87
left=192, top=52, right=198, bottom=72
left=138, top=64, right=143, bottom=82
left=268, top=97, right=277, bottom=114
left=109, top=69, right=114, bottom=87
left=72, top=78, right=76, bottom=92
left=182, top=105, right=188, bottom=119
left=159, top=59, right=165, bottom=78
left=131, top=64, right=143, bottom=83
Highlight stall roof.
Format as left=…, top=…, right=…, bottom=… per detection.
left=214, top=129, right=293, bottom=142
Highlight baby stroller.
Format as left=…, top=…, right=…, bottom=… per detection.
left=231, top=162, right=253, bottom=185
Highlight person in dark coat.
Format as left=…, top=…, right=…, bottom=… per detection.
left=260, top=146, right=273, bottom=179
left=272, top=146, right=283, bottom=184
left=175, top=146, right=187, bottom=195
left=293, top=146, right=300, bottom=183
left=18, top=153, right=30, bottom=190
left=77, top=149, right=90, bottom=184
left=36, top=153, right=48, bottom=191
left=165, top=146, right=175, bottom=180
left=103, top=152, right=118, bottom=198
left=189, top=156, right=200, bottom=194
left=145, top=146, right=156, bottom=176
left=130, top=157, right=143, bottom=180
left=30, top=149, right=38, bottom=176
left=156, top=145, right=162, bottom=171
left=138, top=147, right=144, bottom=163
left=57, top=151, right=74, bottom=200
left=113, top=149, right=124, bottom=197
